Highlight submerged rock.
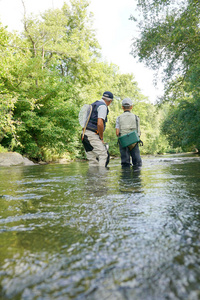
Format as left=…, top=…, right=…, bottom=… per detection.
left=0, top=152, right=35, bottom=166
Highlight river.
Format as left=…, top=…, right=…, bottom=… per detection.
left=0, top=154, right=200, bottom=299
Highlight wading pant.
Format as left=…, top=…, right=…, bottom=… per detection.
left=83, top=130, right=108, bottom=167
left=119, top=143, right=142, bottom=167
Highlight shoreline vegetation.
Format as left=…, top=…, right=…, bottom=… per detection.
left=0, top=151, right=199, bottom=167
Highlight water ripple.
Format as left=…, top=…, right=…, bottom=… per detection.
left=0, top=156, right=200, bottom=299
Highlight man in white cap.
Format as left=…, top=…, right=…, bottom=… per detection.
left=115, top=98, right=142, bottom=168
left=82, top=91, right=113, bottom=167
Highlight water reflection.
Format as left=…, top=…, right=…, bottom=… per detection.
left=0, top=155, right=200, bottom=299
left=119, top=167, right=142, bottom=194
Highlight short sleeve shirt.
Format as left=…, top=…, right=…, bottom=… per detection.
left=115, top=116, right=120, bottom=129
left=97, top=99, right=108, bottom=120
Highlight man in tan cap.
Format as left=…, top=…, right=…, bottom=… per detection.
left=116, top=98, right=142, bottom=168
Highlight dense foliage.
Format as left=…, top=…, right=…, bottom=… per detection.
left=1, top=0, right=198, bottom=162
left=131, top=0, right=200, bottom=152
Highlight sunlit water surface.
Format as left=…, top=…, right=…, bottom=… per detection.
left=0, top=154, right=200, bottom=299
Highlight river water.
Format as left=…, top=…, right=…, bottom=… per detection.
left=0, top=154, right=200, bottom=300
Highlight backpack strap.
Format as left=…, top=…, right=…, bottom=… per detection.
left=135, top=115, right=138, bottom=133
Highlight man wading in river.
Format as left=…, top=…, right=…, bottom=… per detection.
left=81, top=91, right=113, bottom=167
left=116, top=98, right=142, bottom=168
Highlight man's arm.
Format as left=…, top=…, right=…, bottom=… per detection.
left=137, top=116, right=141, bottom=136
left=116, top=128, right=120, bottom=137
left=97, top=118, right=104, bottom=141
left=115, top=116, right=120, bottom=137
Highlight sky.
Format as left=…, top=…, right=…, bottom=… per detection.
left=0, top=0, right=164, bottom=103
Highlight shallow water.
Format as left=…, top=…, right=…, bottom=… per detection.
left=0, top=154, right=200, bottom=299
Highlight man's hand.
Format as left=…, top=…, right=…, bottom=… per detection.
left=97, top=118, right=104, bottom=141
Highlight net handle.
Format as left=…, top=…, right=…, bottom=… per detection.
left=81, top=105, right=92, bottom=140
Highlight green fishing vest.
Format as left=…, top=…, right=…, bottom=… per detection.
left=119, top=112, right=139, bottom=136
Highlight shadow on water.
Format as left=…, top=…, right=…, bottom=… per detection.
left=0, top=155, right=200, bottom=299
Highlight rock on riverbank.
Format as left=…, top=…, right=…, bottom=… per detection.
left=0, top=152, right=35, bottom=166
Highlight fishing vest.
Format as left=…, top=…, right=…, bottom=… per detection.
left=87, top=100, right=109, bottom=131
left=119, top=111, right=139, bottom=136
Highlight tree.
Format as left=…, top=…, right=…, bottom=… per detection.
left=1, top=0, right=104, bottom=160
left=0, top=24, right=19, bottom=146
left=161, top=96, right=200, bottom=152
left=132, top=0, right=200, bottom=93
left=131, top=0, right=200, bottom=152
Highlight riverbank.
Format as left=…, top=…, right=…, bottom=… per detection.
left=0, top=150, right=198, bottom=167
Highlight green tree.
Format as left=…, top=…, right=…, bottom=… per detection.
left=132, top=0, right=200, bottom=92
left=1, top=0, right=104, bottom=160
left=131, top=0, right=200, bottom=153
left=161, top=96, right=200, bottom=152
left=0, top=24, right=19, bottom=147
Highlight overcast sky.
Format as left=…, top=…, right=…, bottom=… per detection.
left=0, top=0, right=164, bottom=103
